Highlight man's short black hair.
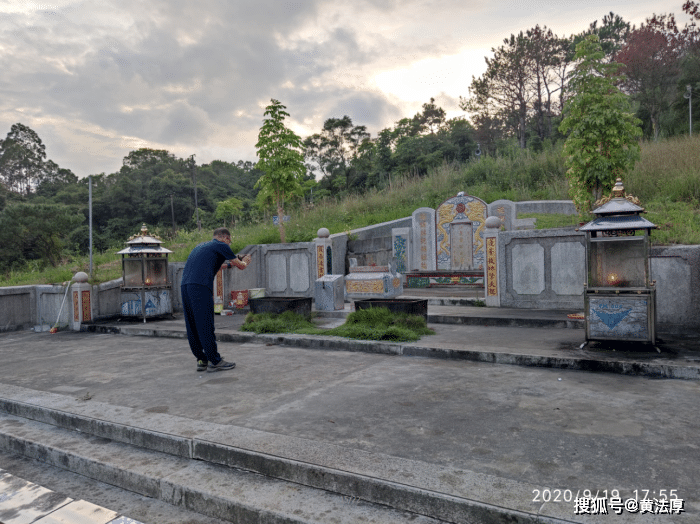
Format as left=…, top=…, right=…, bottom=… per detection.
left=213, top=228, right=231, bottom=239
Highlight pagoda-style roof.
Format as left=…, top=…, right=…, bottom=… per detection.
left=580, top=179, right=656, bottom=234
left=592, top=198, right=644, bottom=216
left=117, top=224, right=172, bottom=255
left=579, top=214, right=656, bottom=232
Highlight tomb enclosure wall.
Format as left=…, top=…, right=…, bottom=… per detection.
left=344, top=218, right=411, bottom=271
left=516, top=200, right=578, bottom=215
left=498, top=228, right=587, bottom=310
left=650, top=245, right=700, bottom=336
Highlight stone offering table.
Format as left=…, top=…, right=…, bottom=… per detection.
left=345, top=261, right=403, bottom=300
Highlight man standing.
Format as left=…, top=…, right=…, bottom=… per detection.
left=180, top=228, right=252, bottom=372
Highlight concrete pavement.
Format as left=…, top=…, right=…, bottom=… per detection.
left=0, top=302, right=698, bottom=523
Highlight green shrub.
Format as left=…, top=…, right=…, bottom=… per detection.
left=240, top=306, right=434, bottom=342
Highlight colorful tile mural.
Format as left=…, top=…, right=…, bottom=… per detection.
left=435, top=193, right=487, bottom=271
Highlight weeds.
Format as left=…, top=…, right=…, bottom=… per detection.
left=240, top=307, right=435, bottom=342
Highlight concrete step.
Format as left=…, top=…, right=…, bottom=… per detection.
left=0, top=451, right=234, bottom=524
left=0, top=386, right=576, bottom=524
left=0, top=411, right=448, bottom=524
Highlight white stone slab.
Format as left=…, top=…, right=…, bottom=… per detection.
left=551, top=242, right=585, bottom=296
left=290, top=253, right=310, bottom=293
left=512, top=244, right=545, bottom=295
left=267, top=254, right=287, bottom=292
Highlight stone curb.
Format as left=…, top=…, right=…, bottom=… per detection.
left=427, top=314, right=584, bottom=329
left=0, top=391, right=587, bottom=524
left=83, top=325, right=700, bottom=380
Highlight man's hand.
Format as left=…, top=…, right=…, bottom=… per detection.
left=231, top=254, right=252, bottom=270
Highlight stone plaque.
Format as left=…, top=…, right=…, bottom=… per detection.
left=267, top=254, right=287, bottom=292
left=551, top=242, right=585, bottom=296
left=450, top=221, right=473, bottom=270
left=290, top=253, right=310, bottom=293
left=512, top=244, right=545, bottom=295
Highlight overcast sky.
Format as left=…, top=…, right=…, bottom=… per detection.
left=0, top=0, right=688, bottom=178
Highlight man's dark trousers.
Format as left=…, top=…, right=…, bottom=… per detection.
left=181, top=283, right=221, bottom=364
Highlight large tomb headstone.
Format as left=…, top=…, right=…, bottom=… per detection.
left=435, top=193, right=487, bottom=270
left=411, top=207, right=436, bottom=271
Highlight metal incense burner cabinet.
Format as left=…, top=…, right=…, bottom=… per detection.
left=579, top=179, right=657, bottom=345
left=117, top=224, right=173, bottom=321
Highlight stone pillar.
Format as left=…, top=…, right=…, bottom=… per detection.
left=484, top=217, right=501, bottom=307
left=411, top=207, right=436, bottom=271
left=314, top=227, right=332, bottom=278
left=214, top=268, right=224, bottom=313
left=71, top=271, right=92, bottom=330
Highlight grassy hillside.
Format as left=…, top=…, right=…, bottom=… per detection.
left=3, top=134, right=699, bottom=286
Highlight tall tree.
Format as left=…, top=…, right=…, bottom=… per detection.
left=0, top=203, right=83, bottom=268
left=303, top=116, right=369, bottom=191
left=615, top=15, right=682, bottom=139
left=0, top=123, right=50, bottom=194
left=526, top=26, right=572, bottom=141
left=576, top=12, right=631, bottom=61
left=559, top=35, right=642, bottom=215
left=255, top=99, right=305, bottom=243
left=413, top=97, right=447, bottom=135
left=215, top=196, right=243, bottom=228
left=463, top=32, right=535, bottom=148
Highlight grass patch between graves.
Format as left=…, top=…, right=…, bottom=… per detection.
left=240, top=307, right=435, bottom=342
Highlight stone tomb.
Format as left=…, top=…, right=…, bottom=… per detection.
left=404, top=193, right=490, bottom=288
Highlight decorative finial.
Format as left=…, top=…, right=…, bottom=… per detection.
left=612, top=178, right=625, bottom=199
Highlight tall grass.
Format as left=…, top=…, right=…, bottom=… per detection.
left=2, top=134, right=699, bottom=286
left=626, top=135, right=700, bottom=204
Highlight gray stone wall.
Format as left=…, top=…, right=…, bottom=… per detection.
left=0, top=287, right=35, bottom=331
left=498, top=229, right=586, bottom=310
left=651, top=245, right=700, bottom=336
left=516, top=200, right=577, bottom=215
left=346, top=236, right=393, bottom=268
left=94, top=280, right=122, bottom=318
left=342, top=218, right=412, bottom=271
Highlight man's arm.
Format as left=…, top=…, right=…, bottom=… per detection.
left=225, top=254, right=252, bottom=270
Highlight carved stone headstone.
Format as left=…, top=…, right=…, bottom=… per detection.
left=411, top=207, right=436, bottom=271
left=487, top=199, right=516, bottom=231
left=436, top=193, right=487, bottom=270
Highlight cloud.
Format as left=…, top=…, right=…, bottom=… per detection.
left=0, top=0, right=686, bottom=177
